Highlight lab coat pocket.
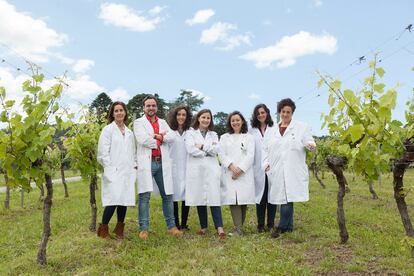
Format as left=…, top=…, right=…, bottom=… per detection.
left=103, top=166, right=117, bottom=183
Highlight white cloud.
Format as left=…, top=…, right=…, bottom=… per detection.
left=0, top=0, right=68, bottom=63
left=149, top=5, right=166, bottom=16
left=72, top=59, right=95, bottom=74
left=248, top=93, right=261, bottom=100
left=0, top=67, right=28, bottom=114
left=99, top=3, right=165, bottom=32
left=183, top=88, right=211, bottom=101
left=108, top=87, right=131, bottom=102
left=313, top=0, right=323, bottom=7
left=200, top=22, right=252, bottom=51
left=65, top=75, right=105, bottom=100
left=186, top=9, right=215, bottom=26
left=240, top=31, right=337, bottom=69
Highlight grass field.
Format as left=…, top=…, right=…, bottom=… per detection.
left=1, top=170, right=414, bottom=275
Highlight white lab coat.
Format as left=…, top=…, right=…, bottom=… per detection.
left=219, top=133, right=255, bottom=205
left=249, top=127, right=272, bottom=204
left=133, top=116, right=175, bottom=195
left=185, top=129, right=221, bottom=206
left=169, top=130, right=189, bottom=202
left=262, top=120, right=315, bottom=205
left=97, top=122, right=136, bottom=206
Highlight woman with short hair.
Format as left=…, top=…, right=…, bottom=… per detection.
left=97, top=101, right=136, bottom=239
left=262, top=98, right=316, bottom=238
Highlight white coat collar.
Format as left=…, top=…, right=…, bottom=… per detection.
left=277, top=119, right=297, bottom=137
left=194, top=128, right=209, bottom=139
left=139, top=115, right=157, bottom=133
left=110, top=121, right=131, bottom=136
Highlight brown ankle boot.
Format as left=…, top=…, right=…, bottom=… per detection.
left=97, top=223, right=111, bottom=240
left=113, top=222, right=125, bottom=239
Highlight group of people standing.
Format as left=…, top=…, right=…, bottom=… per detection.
left=96, top=95, right=316, bottom=240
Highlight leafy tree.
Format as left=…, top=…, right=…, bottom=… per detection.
left=392, top=90, right=414, bottom=257
left=319, top=57, right=405, bottom=245
left=64, top=108, right=106, bottom=232
left=306, top=138, right=328, bottom=189
left=90, top=92, right=112, bottom=122
left=213, top=112, right=228, bottom=137
left=127, top=93, right=168, bottom=120
left=170, top=89, right=205, bottom=112
left=0, top=66, right=68, bottom=265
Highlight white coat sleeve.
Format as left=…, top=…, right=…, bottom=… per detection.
left=262, top=130, right=270, bottom=171
left=218, top=134, right=232, bottom=168
left=203, top=132, right=219, bottom=156
left=97, top=127, right=111, bottom=168
left=185, top=131, right=206, bottom=158
left=160, top=121, right=175, bottom=143
left=133, top=120, right=157, bottom=149
left=238, top=135, right=255, bottom=173
left=301, top=124, right=315, bottom=147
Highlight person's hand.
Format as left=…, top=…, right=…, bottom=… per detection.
left=306, top=142, right=316, bottom=152
left=265, top=165, right=270, bottom=172
left=196, top=144, right=204, bottom=150
left=229, top=164, right=243, bottom=180
left=154, top=134, right=163, bottom=141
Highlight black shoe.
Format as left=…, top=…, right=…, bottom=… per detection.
left=271, top=227, right=282, bottom=239
left=266, top=225, right=274, bottom=232
left=180, top=225, right=190, bottom=231
left=257, top=225, right=265, bottom=233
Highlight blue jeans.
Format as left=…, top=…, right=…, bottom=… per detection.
left=138, top=161, right=175, bottom=231
left=197, top=206, right=223, bottom=229
left=278, top=202, right=294, bottom=231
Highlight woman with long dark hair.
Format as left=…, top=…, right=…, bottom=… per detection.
left=97, top=101, right=136, bottom=239
left=167, top=106, right=192, bottom=230
left=249, top=104, right=276, bottom=233
left=219, top=111, right=255, bottom=236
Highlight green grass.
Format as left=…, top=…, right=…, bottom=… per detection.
left=1, top=170, right=414, bottom=274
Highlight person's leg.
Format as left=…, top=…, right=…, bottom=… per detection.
left=278, top=202, right=294, bottom=231
left=230, top=205, right=243, bottom=229
left=210, top=206, right=226, bottom=238
left=256, top=176, right=268, bottom=231
left=152, top=162, right=176, bottom=229
left=267, top=203, right=277, bottom=229
left=102, top=205, right=116, bottom=224
left=181, top=201, right=190, bottom=229
left=287, top=202, right=294, bottom=231
left=241, top=205, right=247, bottom=225
left=98, top=206, right=116, bottom=239
left=116, top=206, right=127, bottom=223
left=138, top=192, right=151, bottom=231
left=173, top=202, right=180, bottom=228
left=113, top=206, right=127, bottom=239
left=197, top=206, right=208, bottom=232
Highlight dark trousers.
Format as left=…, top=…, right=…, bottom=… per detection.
left=102, top=205, right=127, bottom=224
left=173, top=201, right=190, bottom=227
left=197, top=206, right=223, bottom=229
left=278, top=202, right=294, bottom=231
left=256, top=176, right=277, bottom=228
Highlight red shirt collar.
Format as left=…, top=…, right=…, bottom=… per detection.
left=146, top=114, right=158, bottom=123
